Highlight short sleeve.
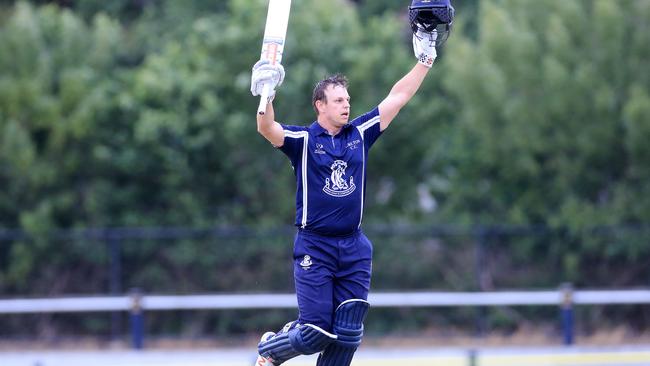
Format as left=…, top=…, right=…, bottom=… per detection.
left=278, top=124, right=309, bottom=167
left=351, top=107, right=382, bottom=149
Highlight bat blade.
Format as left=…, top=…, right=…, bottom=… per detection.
left=258, top=0, right=292, bottom=115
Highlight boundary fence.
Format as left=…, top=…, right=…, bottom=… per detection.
left=2, top=287, right=650, bottom=349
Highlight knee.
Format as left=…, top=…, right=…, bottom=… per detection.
left=333, top=299, right=370, bottom=348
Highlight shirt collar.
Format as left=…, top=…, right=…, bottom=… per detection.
left=309, top=121, right=328, bottom=136
left=309, top=121, right=352, bottom=136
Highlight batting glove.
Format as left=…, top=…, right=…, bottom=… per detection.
left=251, top=59, right=285, bottom=97
left=412, top=29, right=438, bottom=68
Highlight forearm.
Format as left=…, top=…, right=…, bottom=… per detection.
left=378, top=63, right=430, bottom=129
left=257, top=101, right=275, bottom=132
left=388, top=63, right=430, bottom=105
left=256, top=100, right=285, bottom=146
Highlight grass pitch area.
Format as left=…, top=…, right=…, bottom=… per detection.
left=1, top=346, right=649, bottom=366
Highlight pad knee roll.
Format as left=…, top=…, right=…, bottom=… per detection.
left=317, top=299, right=370, bottom=366
left=333, top=299, right=370, bottom=347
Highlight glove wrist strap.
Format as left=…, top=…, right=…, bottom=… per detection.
left=417, top=53, right=434, bottom=68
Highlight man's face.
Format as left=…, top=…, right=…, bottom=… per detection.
left=319, top=85, right=350, bottom=127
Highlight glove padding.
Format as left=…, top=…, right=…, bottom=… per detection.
left=251, top=59, right=285, bottom=98
left=412, top=29, right=438, bottom=68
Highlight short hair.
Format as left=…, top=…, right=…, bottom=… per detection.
left=312, top=74, right=348, bottom=115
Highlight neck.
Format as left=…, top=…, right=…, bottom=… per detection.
left=317, top=117, right=342, bottom=136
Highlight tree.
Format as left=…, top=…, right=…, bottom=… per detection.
left=436, top=0, right=650, bottom=285
left=0, top=1, right=125, bottom=292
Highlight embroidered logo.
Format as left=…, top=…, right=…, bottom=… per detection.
left=300, top=255, right=312, bottom=270
left=346, top=139, right=361, bottom=150
left=323, top=160, right=356, bottom=197
left=314, top=143, right=326, bottom=154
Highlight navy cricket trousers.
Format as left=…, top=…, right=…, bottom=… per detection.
left=292, top=229, right=373, bottom=332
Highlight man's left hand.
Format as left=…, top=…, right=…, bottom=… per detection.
left=412, top=29, right=438, bottom=68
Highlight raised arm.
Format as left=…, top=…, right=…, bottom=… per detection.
left=378, top=63, right=430, bottom=131
left=378, top=29, right=437, bottom=131
left=251, top=60, right=286, bottom=146
left=257, top=100, right=285, bottom=147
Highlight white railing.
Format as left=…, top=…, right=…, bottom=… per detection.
left=2, top=288, right=649, bottom=349
left=2, top=289, right=650, bottom=314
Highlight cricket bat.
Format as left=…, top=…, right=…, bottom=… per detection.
left=257, top=0, right=292, bottom=115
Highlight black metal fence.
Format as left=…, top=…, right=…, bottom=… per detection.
left=1, top=224, right=649, bottom=342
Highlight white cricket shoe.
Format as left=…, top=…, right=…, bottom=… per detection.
left=254, top=331, right=276, bottom=366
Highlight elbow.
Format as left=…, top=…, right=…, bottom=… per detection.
left=256, top=117, right=265, bottom=134
left=256, top=123, right=274, bottom=143
left=257, top=123, right=268, bottom=136
left=390, top=91, right=412, bottom=107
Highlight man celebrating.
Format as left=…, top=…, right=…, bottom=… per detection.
left=250, top=1, right=454, bottom=365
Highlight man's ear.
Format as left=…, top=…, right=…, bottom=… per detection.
left=315, top=99, right=326, bottom=113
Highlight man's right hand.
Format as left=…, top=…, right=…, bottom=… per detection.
left=251, top=59, right=285, bottom=98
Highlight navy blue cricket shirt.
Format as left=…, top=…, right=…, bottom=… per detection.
left=278, top=107, right=383, bottom=236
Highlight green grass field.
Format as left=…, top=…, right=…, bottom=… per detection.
left=2, top=346, right=650, bottom=366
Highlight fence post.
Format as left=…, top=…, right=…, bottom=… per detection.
left=560, top=283, right=574, bottom=345
left=130, top=288, right=144, bottom=350
left=467, top=348, right=478, bottom=366
left=474, top=227, right=489, bottom=337
left=108, top=236, right=123, bottom=341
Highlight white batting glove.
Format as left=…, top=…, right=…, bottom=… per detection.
left=251, top=59, right=285, bottom=97
left=412, top=29, right=438, bottom=68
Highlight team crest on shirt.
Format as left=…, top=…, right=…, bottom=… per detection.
left=323, top=160, right=356, bottom=197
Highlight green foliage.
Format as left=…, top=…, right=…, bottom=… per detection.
left=436, top=0, right=650, bottom=285
left=1, top=0, right=650, bottom=338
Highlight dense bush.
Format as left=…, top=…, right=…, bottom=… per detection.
left=1, top=0, right=649, bottom=339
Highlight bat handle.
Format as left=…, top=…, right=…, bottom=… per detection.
left=257, top=84, right=272, bottom=115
